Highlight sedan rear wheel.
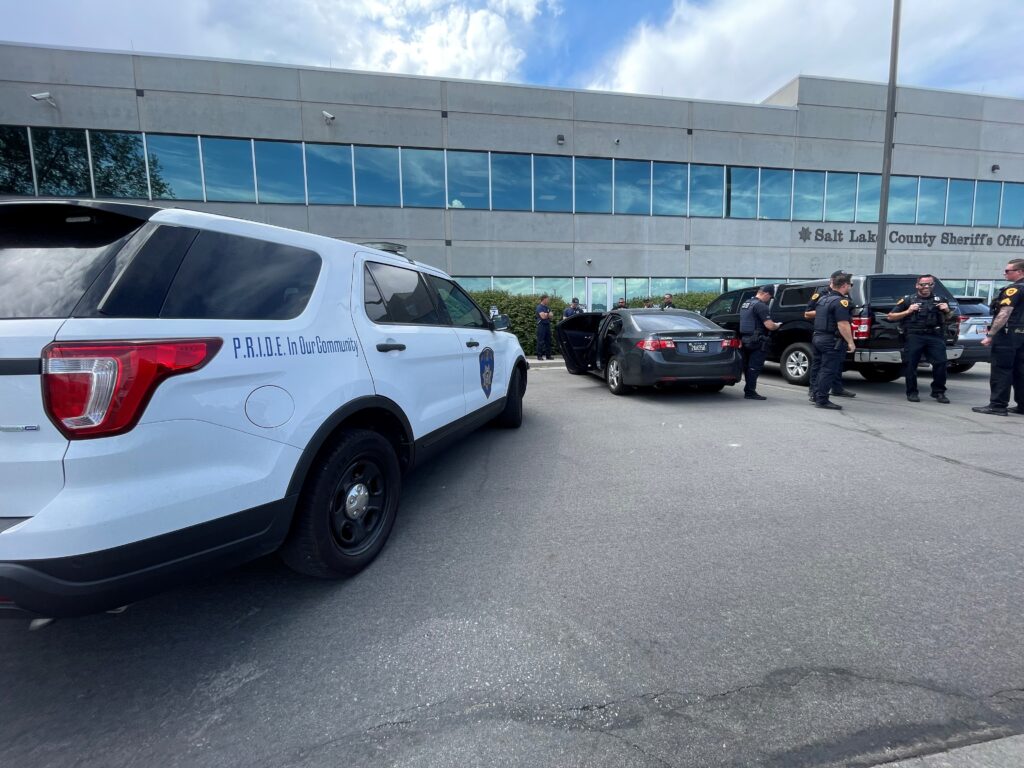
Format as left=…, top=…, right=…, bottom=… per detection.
left=606, top=355, right=628, bottom=395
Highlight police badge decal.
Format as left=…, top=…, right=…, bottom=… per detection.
left=479, top=347, right=495, bottom=397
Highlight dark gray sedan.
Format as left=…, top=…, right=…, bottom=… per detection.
left=951, top=296, right=992, bottom=373
left=557, top=309, right=742, bottom=395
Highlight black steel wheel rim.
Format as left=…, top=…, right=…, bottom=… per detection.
left=329, top=456, right=388, bottom=554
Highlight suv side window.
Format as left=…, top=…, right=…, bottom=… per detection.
left=426, top=276, right=488, bottom=328
left=365, top=261, right=442, bottom=325
left=779, top=286, right=818, bottom=306
left=705, top=293, right=737, bottom=317
left=160, top=230, right=321, bottom=320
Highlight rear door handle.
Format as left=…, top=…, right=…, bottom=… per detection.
left=466, top=340, right=480, bottom=348
left=376, top=343, right=406, bottom=352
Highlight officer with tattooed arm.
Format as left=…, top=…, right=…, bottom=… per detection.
left=973, top=258, right=1024, bottom=416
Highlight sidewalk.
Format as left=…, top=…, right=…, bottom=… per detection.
left=880, top=735, right=1024, bottom=767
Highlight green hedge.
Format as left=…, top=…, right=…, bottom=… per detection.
left=468, top=290, right=721, bottom=356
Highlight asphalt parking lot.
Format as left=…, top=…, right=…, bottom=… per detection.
left=3, top=362, right=1024, bottom=768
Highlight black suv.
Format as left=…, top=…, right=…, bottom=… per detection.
left=704, top=275, right=964, bottom=385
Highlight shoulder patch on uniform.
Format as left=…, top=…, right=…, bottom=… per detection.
left=896, top=297, right=904, bottom=304
left=1001, top=298, right=1013, bottom=305
left=840, top=299, right=850, bottom=307
left=1007, top=287, right=1018, bottom=296
left=810, top=293, right=819, bottom=301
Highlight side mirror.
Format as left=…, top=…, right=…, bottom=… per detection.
left=492, top=314, right=511, bottom=332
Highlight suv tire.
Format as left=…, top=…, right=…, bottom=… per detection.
left=282, top=428, right=400, bottom=578
left=857, top=364, right=902, bottom=383
left=780, top=342, right=813, bottom=385
left=606, top=355, right=628, bottom=395
left=494, top=367, right=524, bottom=428
left=948, top=362, right=975, bottom=374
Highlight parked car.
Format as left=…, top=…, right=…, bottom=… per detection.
left=704, top=275, right=964, bottom=385
left=556, top=309, right=742, bottom=395
left=0, top=200, right=527, bottom=618
left=950, top=296, right=992, bottom=373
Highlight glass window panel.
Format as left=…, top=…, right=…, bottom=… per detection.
left=201, top=137, right=255, bottom=202
left=917, top=177, right=947, bottom=224
left=32, top=127, right=90, bottom=196
left=888, top=176, right=918, bottom=224
left=726, top=166, right=758, bottom=219
left=533, top=155, right=572, bottom=212
left=824, top=172, right=856, bottom=222
left=974, top=181, right=1000, bottom=226
left=625, top=278, right=650, bottom=298
left=612, top=278, right=626, bottom=306
left=1001, top=183, right=1024, bottom=228
left=946, top=179, right=974, bottom=226
left=446, top=150, right=489, bottom=210
left=689, top=164, right=724, bottom=217
left=652, top=162, right=687, bottom=216
left=493, top=277, right=534, bottom=294
left=254, top=140, right=304, bottom=204
left=574, top=157, right=612, bottom=214
left=758, top=169, right=791, bottom=220
left=793, top=171, right=825, bottom=221
left=427, top=276, right=488, bottom=327
left=650, top=278, right=687, bottom=297
left=146, top=134, right=202, bottom=201
left=856, top=173, right=880, bottom=223
left=401, top=148, right=445, bottom=208
left=726, top=278, right=756, bottom=290
left=305, top=143, right=353, bottom=205
left=573, top=277, right=586, bottom=300
left=942, top=279, right=967, bottom=295
left=614, top=160, right=650, bottom=215
left=491, top=152, right=531, bottom=211
left=90, top=131, right=148, bottom=199
left=354, top=145, right=400, bottom=207
left=687, top=278, right=723, bottom=293
left=0, top=126, right=34, bottom=195
left=534, top=277, right=572, bottom=299
left=366, top=262, right=441, bottom=324
left=454, top=277, right=492, bottom=292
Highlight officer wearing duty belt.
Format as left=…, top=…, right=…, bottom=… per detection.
left=738, top=285, right=781, bottom=400
left=804, top=270, right=856, bottom=401
left=886, top=274, right=953, bottom=404
left=811, top=273, right=856, bottom=410
left=973, top=258, right=1024, bottom=416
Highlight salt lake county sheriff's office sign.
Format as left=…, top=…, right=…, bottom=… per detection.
left=795, top=226, right=1024, bottom=249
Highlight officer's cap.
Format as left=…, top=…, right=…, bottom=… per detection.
left=571, top=297, right=579, bottom=303
left=758, top=285, right=775, bottom=297
left=830, top=269, right=849, bottom=279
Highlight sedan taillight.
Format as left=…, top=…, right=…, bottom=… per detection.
left=721, top=338, right=742, bottom=349
left=42, top=339, right=222, bottom=439
left=636, top=338, right=676, bottom=351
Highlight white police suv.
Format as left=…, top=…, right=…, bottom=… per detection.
left=0, top=201, right=527, bottom=617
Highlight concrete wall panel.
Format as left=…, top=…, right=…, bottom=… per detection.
left=895, top=113, right=981, bottom=151
left=451, top=243, right=574, bottom=275
left=300, top=103, right=442, bottom=146
left=450, top=211, right=573, bottom=243
left=573, top=91, right=688, bottom=127
left=798, top=105, right=885, bottom=142
left=446, top=113, right=575, bottom=154
left=299, top=69, right=442, bottom=111
left=447, top=81, right=572, bottom=119
left=307, top=206, right=446, bottom=240
left=692, top=101, right=797, bottom=136
left=897, top=88, right=984, bottom=121
left=796, top=77, right=886, bottom=111
left=0, top=45, right=136, bottom=88
left=795, top=138, right=882, bottom=172
left=573, top=122, right=690, bottom=162
left=138, top=92, right=301, bottom=139
left=0, top=82, right=140, bottom=130
left=134, top=56, right=299, bottom=100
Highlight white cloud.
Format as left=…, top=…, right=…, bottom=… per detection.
left=587, top=0, right=1024, bottom=102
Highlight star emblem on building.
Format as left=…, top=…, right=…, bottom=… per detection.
left=798, top=226, right=812, bottom=242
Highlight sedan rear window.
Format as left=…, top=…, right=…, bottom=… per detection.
left=633, top=312, right=717, bottom=331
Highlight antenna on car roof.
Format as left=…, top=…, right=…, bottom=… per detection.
left=359, top=241, right=412, bottom=262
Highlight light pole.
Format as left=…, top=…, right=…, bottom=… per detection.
left=875, top=0, right=902, bottom=273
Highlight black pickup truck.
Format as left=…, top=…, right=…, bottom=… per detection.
left=704, top=275, right=964, bottom=385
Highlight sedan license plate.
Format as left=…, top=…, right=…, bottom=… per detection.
left=688, top=341, right=708, bottom=352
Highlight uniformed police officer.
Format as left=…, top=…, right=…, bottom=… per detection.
left=535, top=294, right=553, bottom=360
left=812, top=273, right=856, bottom=410
left=804, top=270, right=856, bottom=401
left=886, top=274, right=953, bottom=403
left=738, top=285, right=782, bottom=400
left=973, top=258, right=1024, bottom=416
left=563, top=297, right=584, bottom=318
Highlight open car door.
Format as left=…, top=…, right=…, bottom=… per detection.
left=555, top=313, right=602, bottom=374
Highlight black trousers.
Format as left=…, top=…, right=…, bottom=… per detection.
left=812, top=334, right=845, bottom=404
left=536, top=324, right=551, bottom=357
left=902, top=332, right=947, bottom=396
left=741, top=337, right=767, bottom=395
left=809, top=341, right=848, bottom=394
left=988, top=331, right=1024, bottom=410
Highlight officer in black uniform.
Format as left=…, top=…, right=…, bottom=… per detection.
left=973, top=258, right=1024, bottom=416
left=886, top=274, right=953, bottom=403
left=563, top=297, right=584, bottom=318
left=738, top=285, right=781, bottom=400
left=804, top=270, right=856, bottom=401
left=535, top=294, right=553, bottom=360
left=812, top=273, right=856, bottom=410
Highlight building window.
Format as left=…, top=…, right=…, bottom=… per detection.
left=305, top=143, right=353, bottom=205
left=614, top=160, right=650, bottom=215
left=91, top=131, right=149, bottom=199
left=652, top=162, right=687, bottom=216
left=887, top=176, right=917, bottom=224
left=575, top=157, right=612, bottom=214
left=689, top=164, right=724, bottom=217
left=490, top=152, right=531, bottom=211
left=253, top=140, right=304, bottom=204
left=354, top=145, right=400, bottom=207
left=824, top=172, right=856, bottom=222
left=917, top=177, right=947, bottom=224
left=0, top=126, right=35, bottom=195
left=758, top=169, right=791, bottom=220
left=454, top=277, right=492, bottom=292
left=625, top=277, right=651, bottom=298
left=146, top=134, right=203, bottom=201
left=855, top=173, right=880, bottom=223
left=535, top=277, right=573, bottom=299
left=400, top=148, right=445, bottom=208
left=650, top=277, right=687, bottom=297
left=686, top=277, right=723, bottom=293
left=726, top=166, right=758, bottom=219
left=946, top=179, right=974, bottom=226
left=446, top=150, right=489, bottom=210
left=493, top=276, right=534, bottom=294
left=974, top=181, right=1001, bottom=226
left=533, top=154, right=572, bottom=213
left=1002, top=183, right=1024, bottom=228
left=201, top=137, right=255, bottom=202
left=793, top=170, right=825, bottom=221
left=32, top=127, right=90, bottom=196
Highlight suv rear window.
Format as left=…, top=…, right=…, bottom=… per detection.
left=868, top=276, right=953, bottom=305
left=0, top=204, right=146, bottom=319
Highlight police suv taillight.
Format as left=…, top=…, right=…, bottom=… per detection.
left=41, top=339, right=222, bottom=439
left=850, top=317, right=872, bottom=340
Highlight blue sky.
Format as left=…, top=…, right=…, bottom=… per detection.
left=2, top=0, right=1022, bottom=103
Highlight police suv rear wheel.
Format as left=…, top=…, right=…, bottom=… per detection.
left=780, top=342, right=812, bottom=385
left=282, top=429, right=400, bottom=578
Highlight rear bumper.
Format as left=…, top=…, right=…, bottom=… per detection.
left=629, top=354, right=742, bottom=386
left=956, top=340, right=991, bottom=364
left=853, top=346, right=964, bottom=365
left=0, top=497, right=295, bottom=618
